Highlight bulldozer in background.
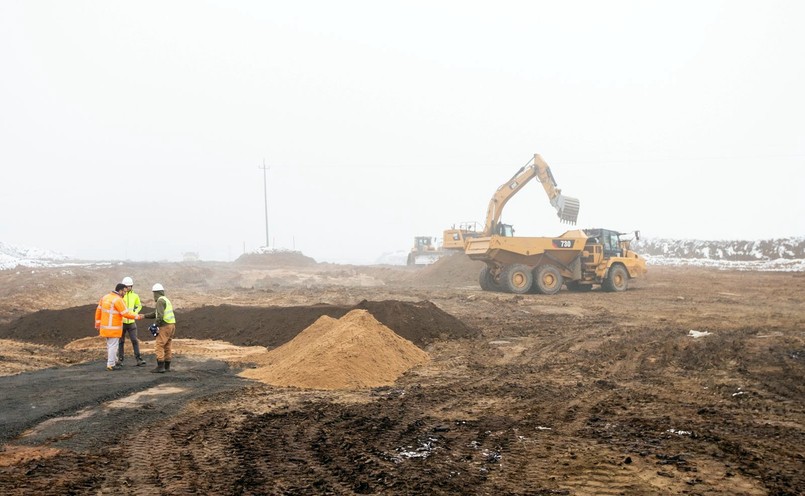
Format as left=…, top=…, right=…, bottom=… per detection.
left=464, top=153, right=647, bottom=293
left=407, top=236, right=446, bottom=266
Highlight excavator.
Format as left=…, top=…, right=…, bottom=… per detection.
left=464, top=153, right=646, bottom=294
left=443, top=154, right=580, bottom=250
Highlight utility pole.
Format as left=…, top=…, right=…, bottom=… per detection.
left=259, top=159, right=270, bottom=248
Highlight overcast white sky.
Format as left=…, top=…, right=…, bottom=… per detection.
left=1, top=1, right=803, bottom=264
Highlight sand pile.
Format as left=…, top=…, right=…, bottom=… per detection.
left=241, top=309, right=430, bottom=390
left=414, top=252, right=485, bottom=286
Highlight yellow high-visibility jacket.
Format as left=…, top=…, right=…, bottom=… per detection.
left=123, top=290, right=142, bottom=324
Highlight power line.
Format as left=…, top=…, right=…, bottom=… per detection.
left=258, top=159, right=270, bottom=248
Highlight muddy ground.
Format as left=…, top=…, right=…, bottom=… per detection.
left=0, top=256, right=803, bottom=495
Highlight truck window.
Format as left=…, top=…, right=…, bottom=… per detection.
left=606, top=232, right=621, bottom=257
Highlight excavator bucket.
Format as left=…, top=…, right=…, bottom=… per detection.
left=553, top=194, right=580, bottom=224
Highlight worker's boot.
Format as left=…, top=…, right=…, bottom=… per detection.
left=164, top=361, right=171, bottom=372
left=151, top=361, right=165, bottom=374
left=135, top=355, right=146, bottom=367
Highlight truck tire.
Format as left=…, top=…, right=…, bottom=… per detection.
left=479, top=266, right=498, bottom=292
left=603, top=264, right=629, bottom=292
left=502, top=264, right=533, bottom=294
left=534, top=265, right=563, bottom=295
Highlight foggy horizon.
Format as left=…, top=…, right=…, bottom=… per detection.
left=2, top=1, right=803, bottom=265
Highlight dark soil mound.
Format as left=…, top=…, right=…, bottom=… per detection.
left=234, top=250, right=317, bottom=267
left=180, top=304, right=348, bottom=347
left=0, top=301, right=477, bottom=348
left=354, top=299, right=477, bottom=344
left=0, top=305, right=99, bottom=346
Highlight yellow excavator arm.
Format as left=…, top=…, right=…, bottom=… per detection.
left=483, top=153, right=580, bottom=235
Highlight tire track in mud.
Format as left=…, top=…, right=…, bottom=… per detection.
left=0, top=358, right=253, bottom=495
left=408, top=315, right=789, bottom=495
left=556, top=324, right=804, bottom=495
left=446, top=321, right=680, bottom=494
left=173, top=399, right=510, bottom=494
left=101, top=409, right=242, bottom=495
left=0, top=449, right=126, bottom=495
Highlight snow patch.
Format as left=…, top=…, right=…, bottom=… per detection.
left=634, top=236, right=804, bottom=270
left=0, top=241, right=71, bottom=271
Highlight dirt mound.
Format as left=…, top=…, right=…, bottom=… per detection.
left=354, top=299, right=478, bottom=343
left=234, top=250, right=317, bottom=267
left=241, top=309, right=430, bottom=389
left=414, top=252, right=485, bottom=286
left=0, top=305, right=98, bottom=346
left=0, top=300, right=477, bottom=348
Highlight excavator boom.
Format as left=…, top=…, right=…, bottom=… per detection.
left=483, top=153, right=580, bottom=234
left=533, top=154, right=580, bottom=224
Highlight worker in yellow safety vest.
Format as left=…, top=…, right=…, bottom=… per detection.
left=117, top=276, right=146, bottom=366
left=142, top=283, right=177, bottom=374
left=95, top=283, right=144, bottom=371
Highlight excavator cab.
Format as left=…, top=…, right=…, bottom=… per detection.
left=495, top=223, right=515, bottom=237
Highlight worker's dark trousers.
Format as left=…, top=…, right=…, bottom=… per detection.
left=118, top=322, right=142, bottom=360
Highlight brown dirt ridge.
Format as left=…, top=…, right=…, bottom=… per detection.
left=0, top=299, right=478, bottom=348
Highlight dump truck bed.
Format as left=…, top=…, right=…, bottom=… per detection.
left=465, top=230, right=588, bottom=268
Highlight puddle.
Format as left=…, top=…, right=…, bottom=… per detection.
left=106, top=384, right=186, bottom=409
left=21, top=408, right=95, bottom=438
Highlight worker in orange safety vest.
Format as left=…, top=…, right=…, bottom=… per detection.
left=95, top=283, right=144, bottom=371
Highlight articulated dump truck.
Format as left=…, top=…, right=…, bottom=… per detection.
left=464, top=153, right=647, bottom=294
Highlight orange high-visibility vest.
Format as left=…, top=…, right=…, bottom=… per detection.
left=95, top=292, right=140, bottom=338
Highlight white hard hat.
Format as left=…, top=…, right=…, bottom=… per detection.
left=121, top=276, right=134, bottom=286
left=152, top=283, right=164, bottom=291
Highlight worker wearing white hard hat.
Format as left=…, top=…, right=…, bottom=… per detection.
left=142, top=283, right=176, bottom=373
left=117, top=276, right=146, bottom=366
left=95, top=283, right=144, bottom=371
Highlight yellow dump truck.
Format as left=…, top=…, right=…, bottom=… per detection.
left=464, top=153, right=647, bottom=294
left=467, top=228, right=646, bottom=293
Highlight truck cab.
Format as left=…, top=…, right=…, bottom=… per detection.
left=583, top=228, right=623, bottom=258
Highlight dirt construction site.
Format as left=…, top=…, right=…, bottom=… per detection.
left=0, top=252, right=803, bottom=495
